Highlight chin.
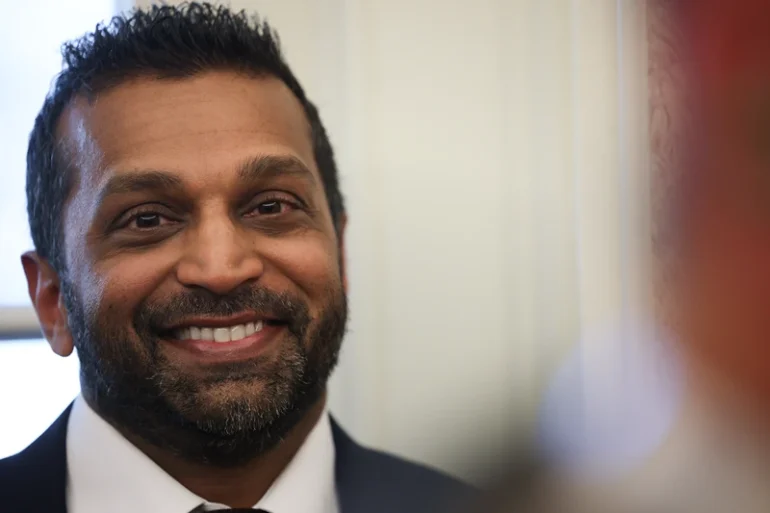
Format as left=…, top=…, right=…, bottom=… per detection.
left=164, top=373, right=289, bottom=418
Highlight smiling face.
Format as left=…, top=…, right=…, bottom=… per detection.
left=27, top=71, right=347, bottom=465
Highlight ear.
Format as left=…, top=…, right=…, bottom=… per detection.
left=336, top=214, right=348, bottom=294
left=21, top=251, right=74, bottom=357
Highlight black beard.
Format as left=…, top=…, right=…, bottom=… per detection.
left=62, top=279, right=347, bottom=467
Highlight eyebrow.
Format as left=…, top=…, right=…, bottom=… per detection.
left=95, top=155, right=317, bottom=210
left=97, top=170, right=185, bottom=206
left=238, top=155, right=318, bottom=187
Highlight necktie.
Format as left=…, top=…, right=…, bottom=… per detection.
left=192, top=507, right=270, bottom=512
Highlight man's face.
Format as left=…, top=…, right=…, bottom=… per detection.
left=52, top=71, right=347, bottom=464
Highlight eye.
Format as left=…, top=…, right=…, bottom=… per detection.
left=117, top=208, right=175, bottom=231
left=133, top=213, right=164, bottom=229
left=256, top=200, right=284, bottom=215
left=248, top=195, right=301, bottom=217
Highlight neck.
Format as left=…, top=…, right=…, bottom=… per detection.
left=127, top=394, right=326, bottom=508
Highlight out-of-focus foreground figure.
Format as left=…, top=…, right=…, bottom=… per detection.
left=590, top=2, right=770, bottom=509
left=472, top=1, right=770, bottom=511
left=644, top=0, right=770, bottom=509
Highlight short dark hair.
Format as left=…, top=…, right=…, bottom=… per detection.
left=26, top=2, right=344, bottom=273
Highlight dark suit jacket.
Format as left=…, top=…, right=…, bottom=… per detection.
left=0, top=405, right=472, bottom=513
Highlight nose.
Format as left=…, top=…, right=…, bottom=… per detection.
left=176, top=214, right=264, bottom=295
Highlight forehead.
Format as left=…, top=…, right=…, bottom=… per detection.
left=57, top=71, right=317, bottom=187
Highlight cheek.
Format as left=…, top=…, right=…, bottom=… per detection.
left=89, top=251, right=178, bottom=320
left=263, top=235, right=341, bottom=301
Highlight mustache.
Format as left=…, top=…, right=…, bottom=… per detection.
left=135, top=285, right=311, bottom=338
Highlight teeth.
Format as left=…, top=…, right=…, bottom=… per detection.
left=213, top=328, right=230, bottom=343
left=230, top=325, right=246, bottom=341
left=175, top=322, right=266, bottom=343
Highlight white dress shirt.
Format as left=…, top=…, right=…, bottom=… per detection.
left=66, top=396, right=339, bottom=513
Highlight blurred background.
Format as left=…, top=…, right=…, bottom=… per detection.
left=0, top=0, right=658, bottom=484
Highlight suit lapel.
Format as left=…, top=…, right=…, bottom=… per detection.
left=330, top=417, right=363, bottom=513
left=331, top=417, right=391, bottom=513
left=13, top=403, right=73, bottom=513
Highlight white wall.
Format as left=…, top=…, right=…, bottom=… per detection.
left=132, top=0, right=648, bottom=482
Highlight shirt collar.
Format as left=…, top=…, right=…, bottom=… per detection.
left=66, top=395, right=337, bottom=513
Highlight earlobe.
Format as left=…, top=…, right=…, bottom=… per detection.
left=21, top=251, right=74, bottom=357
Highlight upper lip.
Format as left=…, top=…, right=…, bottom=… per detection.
left=163, top=312, right=280, bottom=331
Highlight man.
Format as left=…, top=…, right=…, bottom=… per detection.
left=0, top=3, right=470, bottom=512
